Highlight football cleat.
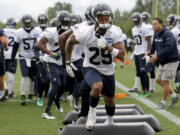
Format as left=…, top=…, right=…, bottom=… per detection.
left=56, top=103, right=64, bottom=113
left=41, top=112, right=55, bottom=120
left=21, top=95, right=26, bottom=106
left=37, top=98, right=43, bottom=107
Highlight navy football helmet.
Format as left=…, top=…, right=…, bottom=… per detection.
left=70, top=13, right=80, bottom=26
left=37, top=14, right=48, bottom=28
left=85, top=5, right=95, bottom=25
left=22, top=14, right=33, bottom=31
left=50, top=18, right=58, bottom=27
left=141, top=12, right=151, bottom=23
left=167, top=14, right=176, bottom=26
left=93, top=3, right=113, bottom=30
left=131, top=12, right=142, bottom=26
left=6, top=18, right=16, bottom=28
left=56, top=10, right=71, bottom=32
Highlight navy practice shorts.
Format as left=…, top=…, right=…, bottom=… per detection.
left=83, top=67, right=115, bottom=98
left=134, top=54, right=147, bottom=73
left=19, top=59, right=37, bottom=79
left=5, top=59, right=17, bottom=74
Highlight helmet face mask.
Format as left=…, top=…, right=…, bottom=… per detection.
left=96, top=15, right=112, bottom=29
left=59, top=17, right=71, bottom=30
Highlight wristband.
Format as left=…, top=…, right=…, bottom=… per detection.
left=112, top=48, right=119, bottom=57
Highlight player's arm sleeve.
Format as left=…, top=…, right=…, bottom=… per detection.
left=71, top=25, right=86, bottom=45
left=144, top=27, right=153, bottom=38
left=41, top=29, right=52, bottom=41
left=113, top=28, right=124, bottom=44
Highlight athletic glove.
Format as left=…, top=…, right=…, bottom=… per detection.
left=65, top=60, right=78, bottom=78
left=36, top=56, right=44, bottom=64
left=145, top=56, right=151, bottom=63
left=97, top=37, right=109, bottom=49
left=50, top=52, right=61, bottom=60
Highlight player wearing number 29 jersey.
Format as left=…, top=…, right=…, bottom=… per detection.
left=66, top=3, right=125, bottom=130
left=72, top=24, right=124, bottom=75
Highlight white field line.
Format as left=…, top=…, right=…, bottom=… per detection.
left=115, top=80, right=180, bottom=126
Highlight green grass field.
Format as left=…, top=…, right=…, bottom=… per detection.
left=0, top=59, right=180, bottom=135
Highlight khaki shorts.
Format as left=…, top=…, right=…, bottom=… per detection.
left=156, top=61, right=179, bottom=81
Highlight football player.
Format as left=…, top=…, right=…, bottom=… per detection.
left=50, top=18, right=58, bottom=27
left=65, top=13, right=85, bottom=111
left=129, top=12, right=152, bottom=97
left=35, top=13, right=50, bottom=106
left=3, top=18, right=17, bottom=98
left=65, top=3, right=125, bottom=130
left=59, top=5, right=95, bottom=121
left=170, top=16, right=180, bottom=106
left=11, top=14, right=42, bottom=105
left=166, top=14, right=177, bottom=30
left=0, top=29, right=8, bottom=101
left=142, top=12, right=156, bottom=92
left=37, top=10, right=71, bottom=119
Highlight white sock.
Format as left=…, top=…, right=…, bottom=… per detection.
left=149, top=78, right=155, bottom=91
left=106, top=115, right=113, bottom=124
left=20, top=77, right=29, bottom=95
left=134, top=76, right=140, bottom=88
left=171, top=92, right=177, bottom=98
left=0, top=90, right=5, bottom=97
left=4, top=80, right=8, bottom=90
left=7, top=72, right=15, bottom=94
left=89, top=106, right=96, bottom=115
left=29, top=79, right=34, bottom=95
left=160, top=100, right=166, bottom=104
